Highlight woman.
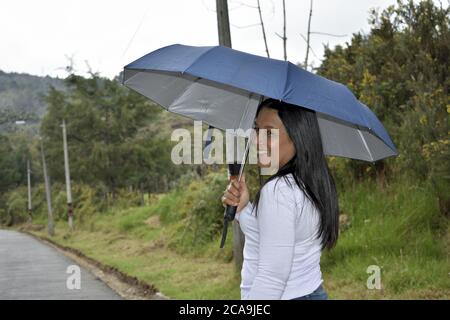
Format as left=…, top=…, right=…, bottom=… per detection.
left=221, top=98, right=339, bottom=300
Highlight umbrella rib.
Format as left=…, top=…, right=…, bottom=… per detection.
left=281, top=61, right=291, bottom=101
left=237, top=92, right=257, bottom=130
left=167, top=76, right=202, bottom=112
left=183, top=46, right=218, bottom=74
left=357, top=129, right=374, bottom=162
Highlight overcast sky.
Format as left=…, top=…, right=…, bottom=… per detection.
left=0, top=0, right=433, bottom=79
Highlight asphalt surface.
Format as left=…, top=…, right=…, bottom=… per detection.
left=0, top=229, right=121, bottom=300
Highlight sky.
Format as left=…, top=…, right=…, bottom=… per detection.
left=0, top=0, right=430, bottom=79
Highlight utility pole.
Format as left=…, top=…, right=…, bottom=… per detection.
left=216, top=0, right=245, bottom=270
left=27, top=160, right=32, bottom=222
left=62, top=119, right=74, bottom=231
left=216, top=0, right=232, bottom=47
left=40, top=140, right=55, bottom=236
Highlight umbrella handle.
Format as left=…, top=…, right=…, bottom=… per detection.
left=220, top=163, right=241, bottom=249
left=224, top=163, right=241, bottom=220
left=224, top=203, right=238, bottom=222
left=220, top=134, right=253, bottom=249
left=220, top=203, right=237, bottom=249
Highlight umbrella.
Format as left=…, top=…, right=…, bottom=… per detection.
left=122, top=43, right=399, bottom=247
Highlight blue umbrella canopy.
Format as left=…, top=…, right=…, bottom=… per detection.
left=123, top=44, right=398, bottom=162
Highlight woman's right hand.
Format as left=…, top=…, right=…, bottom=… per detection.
left=221, top=173, right=249, bottom=213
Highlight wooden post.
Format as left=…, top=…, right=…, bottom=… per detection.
left=216, top=0, right=245, bottom=270
left=62, top=119, right=74, bottom=231
left=216, top=0, right=232, bottom=47
left=27, top=160, right=32, bottom=222
left=40, top=140, right=55, bottom=236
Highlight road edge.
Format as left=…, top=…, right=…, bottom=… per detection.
left=21, top=230, right=169, bottom=300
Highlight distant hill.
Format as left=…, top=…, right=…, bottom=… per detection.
left=0, top=70, right=196, bottom=136
left=0, top=70, right=65, bottom=133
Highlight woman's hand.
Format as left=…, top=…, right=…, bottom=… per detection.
left=221, top=173, right=249, bottom=213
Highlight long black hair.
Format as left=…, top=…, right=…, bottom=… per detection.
left=252, top=98, right=339, bottom=250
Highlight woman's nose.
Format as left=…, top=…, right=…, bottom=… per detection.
left=255, top=131, right=268, bottom=150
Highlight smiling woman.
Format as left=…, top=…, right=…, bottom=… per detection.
left=221, top=98, right=339, bottom=300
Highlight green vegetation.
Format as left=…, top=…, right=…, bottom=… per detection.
left=40, top=74, right=184, bottom=193
left=321, top=174, right=449, bottom=299
left=318, top=0, right=449, bottom=217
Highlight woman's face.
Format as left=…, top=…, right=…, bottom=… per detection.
left=254, top=106, right=296, bottom=170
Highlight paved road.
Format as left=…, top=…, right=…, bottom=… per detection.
left=0, top=230, right=121, bottom=300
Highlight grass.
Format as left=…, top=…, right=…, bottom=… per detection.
left=321, top=174, right=449, bottom=299
left=24, top=173, right=449, bottom=299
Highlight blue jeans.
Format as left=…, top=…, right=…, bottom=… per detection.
left=290, top=284, right=328, bottom=300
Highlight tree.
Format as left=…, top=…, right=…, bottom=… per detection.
left=0, top=135, right=21, bottom=193
left=318, top=0, right=449, bottom=214
left=41, top=73, right=181, bottom=196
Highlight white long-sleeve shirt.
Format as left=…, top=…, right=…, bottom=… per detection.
left=235, top=173, right=323, bottom=300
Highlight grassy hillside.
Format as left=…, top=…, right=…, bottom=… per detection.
left=21, top=170, right=449, bottom=299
